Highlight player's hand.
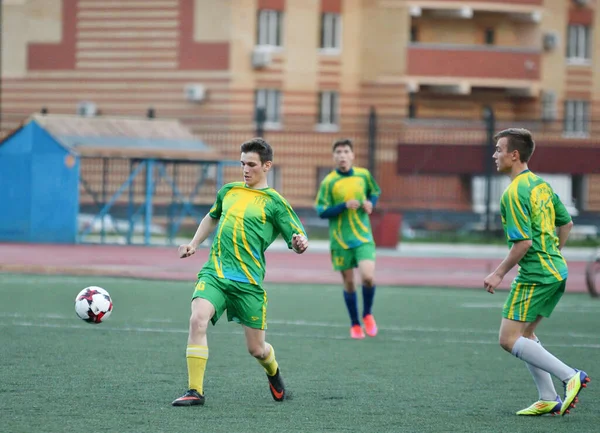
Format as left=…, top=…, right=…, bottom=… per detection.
left=346, top=199, right=360, bottom=210
left=292, top=233, right=308, bottom=254
left=178, top=244, right=196, bottom=258
left=362, top=200, right=373, bottom=215
left=483, top=272, right=502, bottom=294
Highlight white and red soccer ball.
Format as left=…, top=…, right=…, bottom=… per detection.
left=74, top=286, right=113, bottom=324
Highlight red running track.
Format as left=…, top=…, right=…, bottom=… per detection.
left=0, top=243, right=589, bottom=293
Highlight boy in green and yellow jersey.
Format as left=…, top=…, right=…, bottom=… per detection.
left=315, top=139, right=381, bottom=339
left=484, top=128, right=589, bottom=417
left=172, top=138, right=308, bottom=407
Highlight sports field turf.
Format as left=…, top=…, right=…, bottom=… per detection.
left=1, top=273, right=598, bottom=433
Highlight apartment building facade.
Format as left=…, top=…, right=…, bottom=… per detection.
left=1, top=0, right=599, bottom=212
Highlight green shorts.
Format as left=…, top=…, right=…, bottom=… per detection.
left=331, top=242, right=376, bottom=271
left=191, top=272, right=268, bottom=329
left=502, top=279, right=566, bottom=322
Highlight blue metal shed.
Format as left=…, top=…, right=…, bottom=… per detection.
left=0, top=119, right=79, bottom=243
left=0, top=114, right=238, bottom=245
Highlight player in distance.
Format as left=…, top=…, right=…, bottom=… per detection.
left=315, top=138, right=381, bottom=340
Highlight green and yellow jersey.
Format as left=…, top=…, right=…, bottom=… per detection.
left=315, top=167, right=381, bottom=250
left=500, top=170, right=572, bottom=285
left=201, top=182, right=306, bottom=286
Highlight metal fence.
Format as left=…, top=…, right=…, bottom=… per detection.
left=2, top=109, right=599, bottom=243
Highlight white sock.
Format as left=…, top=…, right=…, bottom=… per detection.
left=526, top=338, right=559, bottom=401
left=512, top=336, right=576, bottom=383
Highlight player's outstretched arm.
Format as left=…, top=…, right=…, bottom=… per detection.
left=178, top=214, right=219, bottom=258
left=292, top=233, right=308, bottom=254
left=557, top=220, right=574, bottom=251
left=484, top=239, right=532, bottom=294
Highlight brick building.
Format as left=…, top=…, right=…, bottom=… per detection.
left=1, top=0, right=599, bottom=213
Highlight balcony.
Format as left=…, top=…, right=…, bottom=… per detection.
left=406, top=43, right=541, bottom=95
left=408, top=0, right=542, bottom=21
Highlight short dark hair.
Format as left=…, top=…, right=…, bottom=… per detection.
left=332, top=138, right=353, bottom=152
left=493, top=128, right=535, bottom=163
left=240, top=137, right=273, bottom=164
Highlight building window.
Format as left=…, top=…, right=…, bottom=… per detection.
left=563, top=100, right=589, bottom=136
left=317, top=91, right=339, bottom=129
left=320, top=13, right=341, bottom=51
left=566, top=25, right=590, bottom=62
left=484, top=28, right=495, bottom=45
left=408, top=92, right=417, bottom=119
left=541, top=90, right=557, bottom=122
left=255, top=89, right=281, bottom=125
left=410, top=26, right=419, bottom=43
left=257, top=10, right=283, bottom=47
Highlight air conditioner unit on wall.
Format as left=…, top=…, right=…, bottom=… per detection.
left=184, top=84, right=206, bottom=102
left=251, top=47, right=272, bottom=69
left=77, top=101, right=97, bottom=117
left=543, top=32, right=559, bottom=51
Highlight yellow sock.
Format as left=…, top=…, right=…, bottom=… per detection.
left=257, top=344, right=279, bottom=376
left=186, top=345, right=208, bottom=394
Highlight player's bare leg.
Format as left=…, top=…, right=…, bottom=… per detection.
left=341, top=269, right=364, bottom=339
left=245, top=327, right=289, bottom=401
left=358, top=259, right=377, bottom=337
left=172, top=298, right=214, bottom=407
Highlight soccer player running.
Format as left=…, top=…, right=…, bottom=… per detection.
left=484, top=128, right=589, bottom=416
left=315, top=139, right=381, bottom=339
left=172, top=138, right=308, bottom=407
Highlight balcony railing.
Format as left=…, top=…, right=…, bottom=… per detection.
left=407, top=43, right=541, bottom=81
left=426, top=0, right=542, bottom=5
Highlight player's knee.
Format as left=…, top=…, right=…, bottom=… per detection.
left=189, top=311, right=210, bottom=335
left=362, top=276, right=375, bottom=288
left=247, top=343, right=265, bottom=358
left=498, top=334, right=516, bottom=352
left=341, top=274, right=354, bottom=292
left=343, top=282, right=355, bottom=293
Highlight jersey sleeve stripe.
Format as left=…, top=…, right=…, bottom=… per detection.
left=284, top=204, right=305, bottom=235
left=511, top=184, right=528, bottom=219
left=508, top=186, right=528, bottom=239
left=272, top=190, right=306, bottom=236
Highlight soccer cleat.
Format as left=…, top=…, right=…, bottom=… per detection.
left=516, top=396, right=562, bottom=416
left=350, top=324, right=365, bottom=339
left=560, top=370, right=590, bottom=416
left=363, top=314, right=378, bottom=337
left=172, top=389, right=205, bottom=406
left=267, top=368, right=290, bottom=402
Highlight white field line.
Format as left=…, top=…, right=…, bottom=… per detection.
left=2, top=315, right=600, bottom=349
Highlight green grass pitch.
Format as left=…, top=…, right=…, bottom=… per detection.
left=1, top=274, right=598, bottom=433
